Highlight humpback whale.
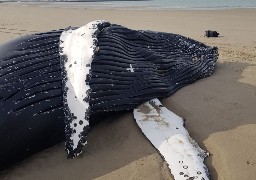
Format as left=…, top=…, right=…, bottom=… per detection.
left=0, top=20, right=218, bottom=170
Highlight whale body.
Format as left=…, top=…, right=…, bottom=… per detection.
left=0, top=21, right=218, bottom=169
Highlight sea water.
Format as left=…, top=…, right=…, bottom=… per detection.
left=1, top=0, right=256, bottom=9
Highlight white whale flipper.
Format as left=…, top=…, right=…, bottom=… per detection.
left=133, top=98, right=209, bottom=180
left=60, top=20, right=107, bottom=158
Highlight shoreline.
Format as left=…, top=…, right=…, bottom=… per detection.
left=1, top=4, right=256, bottom=45
left=2, top=2, right=256, bottom=11
left=0, top=4, right=256, bottom=180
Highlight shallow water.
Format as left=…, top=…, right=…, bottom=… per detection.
left=1, top=0, right=256, bottom=9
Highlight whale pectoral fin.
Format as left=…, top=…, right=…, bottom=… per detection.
left=133, top=99, right=210, bottom=180
left=60, top=20, right=110, bottom=158
left=62, top=79, right=91, bottom=158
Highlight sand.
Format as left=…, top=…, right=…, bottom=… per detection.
left=0, top=3, right=256, bottom=180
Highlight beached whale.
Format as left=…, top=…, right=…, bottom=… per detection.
left=0, top=20, right=218, bottom=170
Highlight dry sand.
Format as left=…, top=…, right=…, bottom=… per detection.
left=0, top=3, right=256, bottom=180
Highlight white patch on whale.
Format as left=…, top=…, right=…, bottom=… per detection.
left=134, top=98, right=209, bottom=180
left=60, top=20, right=106, bottom=155
left=127, top=64, right=135, bottom=72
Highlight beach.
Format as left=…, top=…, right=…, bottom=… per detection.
left=0, top=3, right=256, bottom=180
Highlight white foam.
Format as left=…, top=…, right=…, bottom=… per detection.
left=134, top=98, right=209, bottom=180
left=60, top=20, right=106, bottom=151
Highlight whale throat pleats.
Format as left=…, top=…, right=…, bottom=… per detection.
left=59, top=20, right=218, bottom=158
left=0, top=30, right=65, bottom=169
left=0, top=20, right=218, bottom=166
